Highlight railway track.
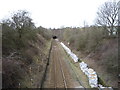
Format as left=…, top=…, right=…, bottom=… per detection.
left=43, top=40, right=85, bottom=89
left=56, top=46, right=67, bottom=89
left=57, top=42, right=86, bottom=89
left=52, top=44, right=67, bottom=89
left=53, top=46, right=57, bottom=88
left=43, top=40, right=68, bottom=89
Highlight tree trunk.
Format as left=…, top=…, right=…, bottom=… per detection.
left=18, top=29, right=22, bottom=39
left=110, top=26, right=113, bottom=36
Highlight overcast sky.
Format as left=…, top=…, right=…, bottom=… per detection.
left=0, top=0, right=117, bottom=28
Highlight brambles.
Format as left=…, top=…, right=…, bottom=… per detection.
left=2, top=10, right=52, bottom=88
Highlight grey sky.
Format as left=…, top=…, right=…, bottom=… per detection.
left=0, top=0, right=117, bottom=28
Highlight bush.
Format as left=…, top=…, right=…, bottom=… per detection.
left=37, top=26, right=52, bottom=40
left=2, top=10, right=51, bottom=88
left=2, top=24, right=38, bottom=55
left=2, top=58, right=27, bottom=88
left=2, top=24, right=18, bottom=55
left=85, top=26, right=104, bottom=52
left=62, top=26, right=105, bottom=52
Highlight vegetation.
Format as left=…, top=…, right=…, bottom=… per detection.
left=57, top=2, right=118, bottom=87
left=2, top=10, right=52, bottom=88
left=62, top=26, right=105, bottom=52
left=57, top=5, right=118, bottom=87
left=96, top=1, right=118, bottom=36
left=1, top=0, right=118, bottom=88
left=59, top=26, right=118, bottom=87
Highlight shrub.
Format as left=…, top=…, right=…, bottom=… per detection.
left=2, top=24, right=18, bottom=55
left=2, top=58, right=27, bottom=88
left=37, top=26, right=52, bottom=40
left=62, top=26, right=105, bottom=53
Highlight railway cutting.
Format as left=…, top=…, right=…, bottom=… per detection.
left=43, top=40, right=84, bottom=88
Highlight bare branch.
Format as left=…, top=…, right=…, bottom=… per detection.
left=95, top=1, right=118, bottom=35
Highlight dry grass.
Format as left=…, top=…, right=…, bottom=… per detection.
left=58, top=42, right=90, bottom=88
left=2, top=31, right=52, bottom=88
left=60, top=26, right=118, bottom=88
left=75, top=38, right=118, bottom=88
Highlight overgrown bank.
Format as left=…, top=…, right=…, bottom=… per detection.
left=2, top=10, right=52, bottom=88
left=60, top=26, right=118, bottom=87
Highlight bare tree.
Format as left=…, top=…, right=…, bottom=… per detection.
left=96, top=1, right=118, bottom=35
left=11, top=10, right=34, bottom=38
left=118, top=1, right=120, bottom=26
left=2, top=10, right=35, bottom=39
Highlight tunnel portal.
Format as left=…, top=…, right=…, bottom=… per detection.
left=53, top=36, right=58, bottom=39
